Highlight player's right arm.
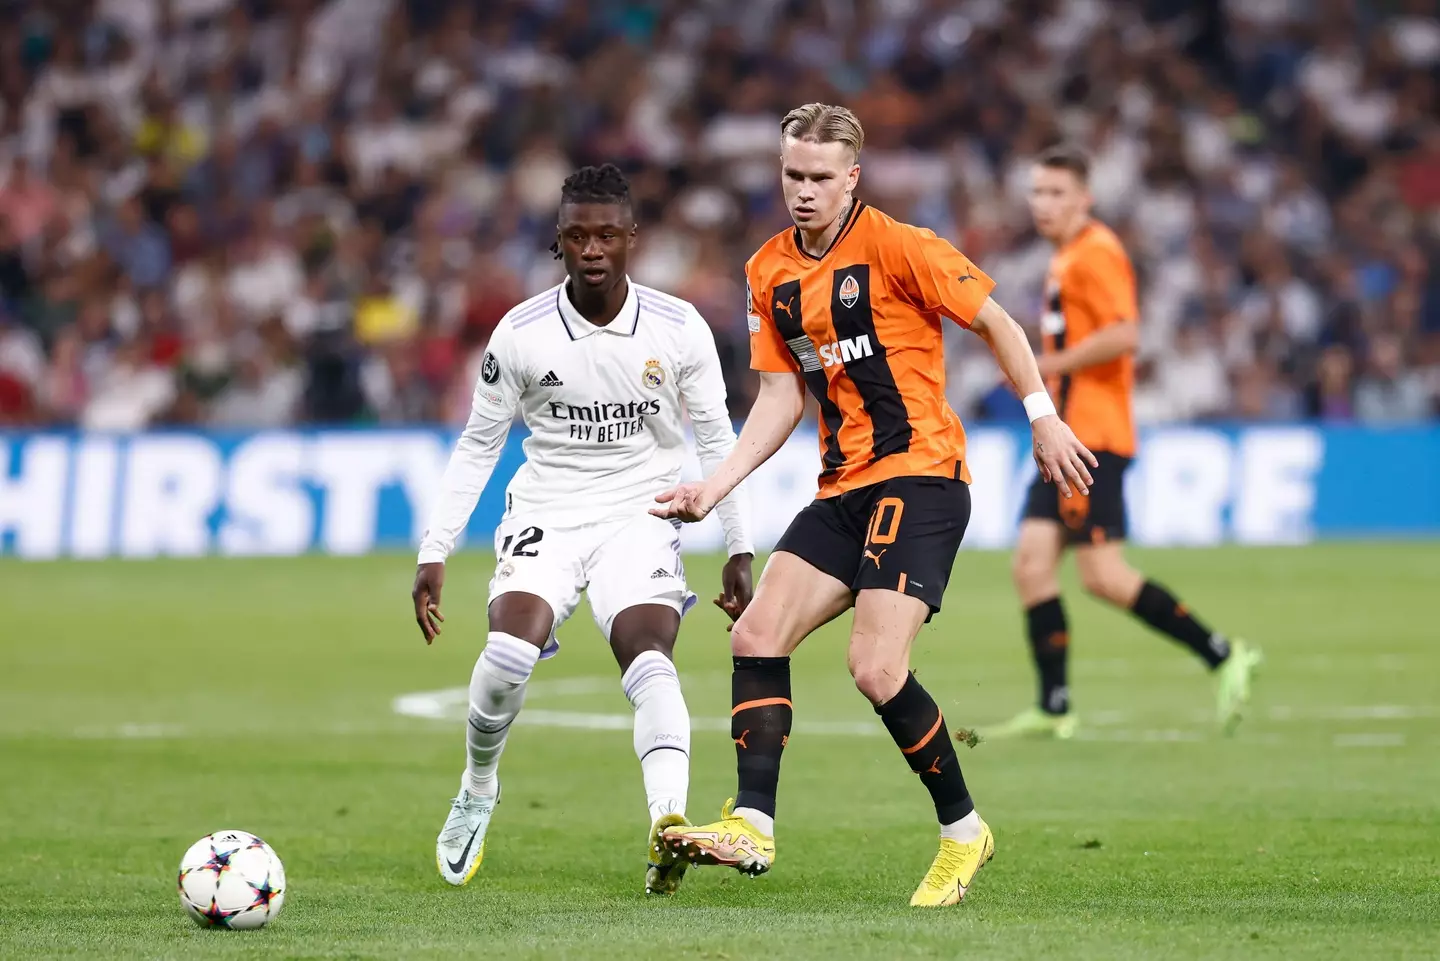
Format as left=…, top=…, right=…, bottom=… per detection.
left=653, top=370, right=806, bottom=522
left=653, top=266, right=805, bottom=523
left=412, top=323, right=524, bottom=642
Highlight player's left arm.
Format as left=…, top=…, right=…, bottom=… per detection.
left=413, top=325, right=524, bottom=642
left=970, top=297, right=1097, bottom=498
left=676, top=311, right=755, bottom=621
left=892, top=225, right=1096, bottom=496
left=1037, top=250, right=1139, bottom=377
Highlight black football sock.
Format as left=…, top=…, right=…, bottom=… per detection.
left=1025, top=597, right=1071, bottom=715
left=731, top=656, right=792, bottom=819
left=1131, top=580, right=1230, bottom=668
left=876, top=673, right=974, bottom=825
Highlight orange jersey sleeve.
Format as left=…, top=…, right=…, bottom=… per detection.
left=885, top=225, right=996, bottom=329
left=745, top=257, right=799, bottom=374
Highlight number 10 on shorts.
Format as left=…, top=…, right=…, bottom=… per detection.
left=866, top=497, right=904, bottom=546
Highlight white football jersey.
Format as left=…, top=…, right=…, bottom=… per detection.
left=418, top=277, right=751, bottom=563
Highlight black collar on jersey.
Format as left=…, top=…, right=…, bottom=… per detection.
left=791, top=200, right=866, bottom=262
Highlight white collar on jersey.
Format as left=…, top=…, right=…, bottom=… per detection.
left=555, top=275, right=641, bottom=340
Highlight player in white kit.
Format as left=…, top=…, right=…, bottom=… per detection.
left=412, top=165, right=754, bottom=896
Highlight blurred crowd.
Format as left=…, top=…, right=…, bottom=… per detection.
left=0, top=0, right=1437, bottom=431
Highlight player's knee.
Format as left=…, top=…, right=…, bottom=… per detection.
left=729, top=609, right=785, bottom=658
left=608, top=606, right=680, bottom=673
left=1078, top=561, right=1129, bottom=605
left=1012, top=548, right=1055, bottom=593
left=610, top=631, right=674, bottom=674
left=487, top=593, right=554, bottom=648
left=847, top=652, right=906, bottom=706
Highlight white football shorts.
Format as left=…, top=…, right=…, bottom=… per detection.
left=487, top=511, right=698, bottom=656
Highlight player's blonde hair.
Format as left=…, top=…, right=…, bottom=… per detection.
left=780, top=103, right=864, bottom=160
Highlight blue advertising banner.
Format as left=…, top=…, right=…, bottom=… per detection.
left=2, top=425, right=1437, bottom=560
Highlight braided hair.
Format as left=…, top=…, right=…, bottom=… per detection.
left=550, top=163, right=632, bottom=259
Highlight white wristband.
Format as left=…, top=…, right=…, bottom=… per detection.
left=1022, top=391, right=1057, bottom=423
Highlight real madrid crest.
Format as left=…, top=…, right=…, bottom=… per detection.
left=839, top=273, right=860, bottom=308
left=642, top=358, right=665, bottom=389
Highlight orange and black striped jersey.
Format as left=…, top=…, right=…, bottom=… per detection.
left=747, top=202, right=995, bottom=497
left=1041, top=220, right=1138, bottom=456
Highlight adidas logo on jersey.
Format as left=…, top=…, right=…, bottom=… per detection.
left=650, top=568, right=672, bottom=579
left=539, top=370, right=564, bottom=387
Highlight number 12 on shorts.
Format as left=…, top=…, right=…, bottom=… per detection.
left=500, top=527, right=544, bottom=558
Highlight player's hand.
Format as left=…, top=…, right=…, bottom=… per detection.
left=1031, top=415, right=1097, bottom=499
left=714, top=552, right=754, bottom=629
left=650, top=481, right=716, bottom=523
left=1035, top=353, right=1063, bottom=380
left=412, top=562, right=446, bottom=644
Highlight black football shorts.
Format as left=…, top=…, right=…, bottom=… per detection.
left=1021, top=450, right=1131, bottom=545
left=774, top=475, right=971, bottom=617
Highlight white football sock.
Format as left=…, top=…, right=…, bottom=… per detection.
left=464, top=632, right=541, bottom=798
left=621, top=650, right=690, bottom=826
left=940, top=809, right=983, bottom=843
left=733, top=807, right=774, bottom=837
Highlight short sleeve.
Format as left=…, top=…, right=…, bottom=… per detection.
left=471, top=319, right=526, bottom=421
left=745, top=263, right=800, bottom=374
left=1071, top=244, right=1138, bottom=327
left=890, top=225, right=996, bottom=328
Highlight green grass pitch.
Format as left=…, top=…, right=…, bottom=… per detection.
left=1, top=543, right=1437, bottom=960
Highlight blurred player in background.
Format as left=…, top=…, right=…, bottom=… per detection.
left=652, top=105, right=1096, bottom=907
left=988, top=146, right=1263, bottom=741
left=411, top=165, right=754, bottom=895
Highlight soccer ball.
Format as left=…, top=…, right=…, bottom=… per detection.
left=177, top=830, right=286, bottom=930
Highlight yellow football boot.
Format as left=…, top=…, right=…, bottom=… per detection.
left=986, top=707, right=1078, bottom=740
left=644, top=813, right=691, bottom=895
left=909, top=821, right=995, bottom=907
left=659, top=799, right=775, bottom=877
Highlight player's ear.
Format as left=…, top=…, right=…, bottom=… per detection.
left=848, top=163, right=861, bottom=194
left=628, top=224, right=637, bottom=249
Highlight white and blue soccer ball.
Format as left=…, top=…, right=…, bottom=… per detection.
left=177, top=830, right=286, bottom=930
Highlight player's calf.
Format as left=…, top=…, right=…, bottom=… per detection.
left=1011, top=537, right=1063, bottom=607
left=875, top=672, right=993, bottom=906
left=465, top=631, right=543, bottom=798
left=1074, top=546, right=1144, bottom=607
left=875, top=673, right=976, bottom=827
left=612, top=605, right=693, bottom=894
left=1127, top=580, right=1231, bottom=669
left=621, top=649, right=690, bottom=826
left=437, top=634, right=530, bottom=885
left=729, top=655, right=792, bottom=835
